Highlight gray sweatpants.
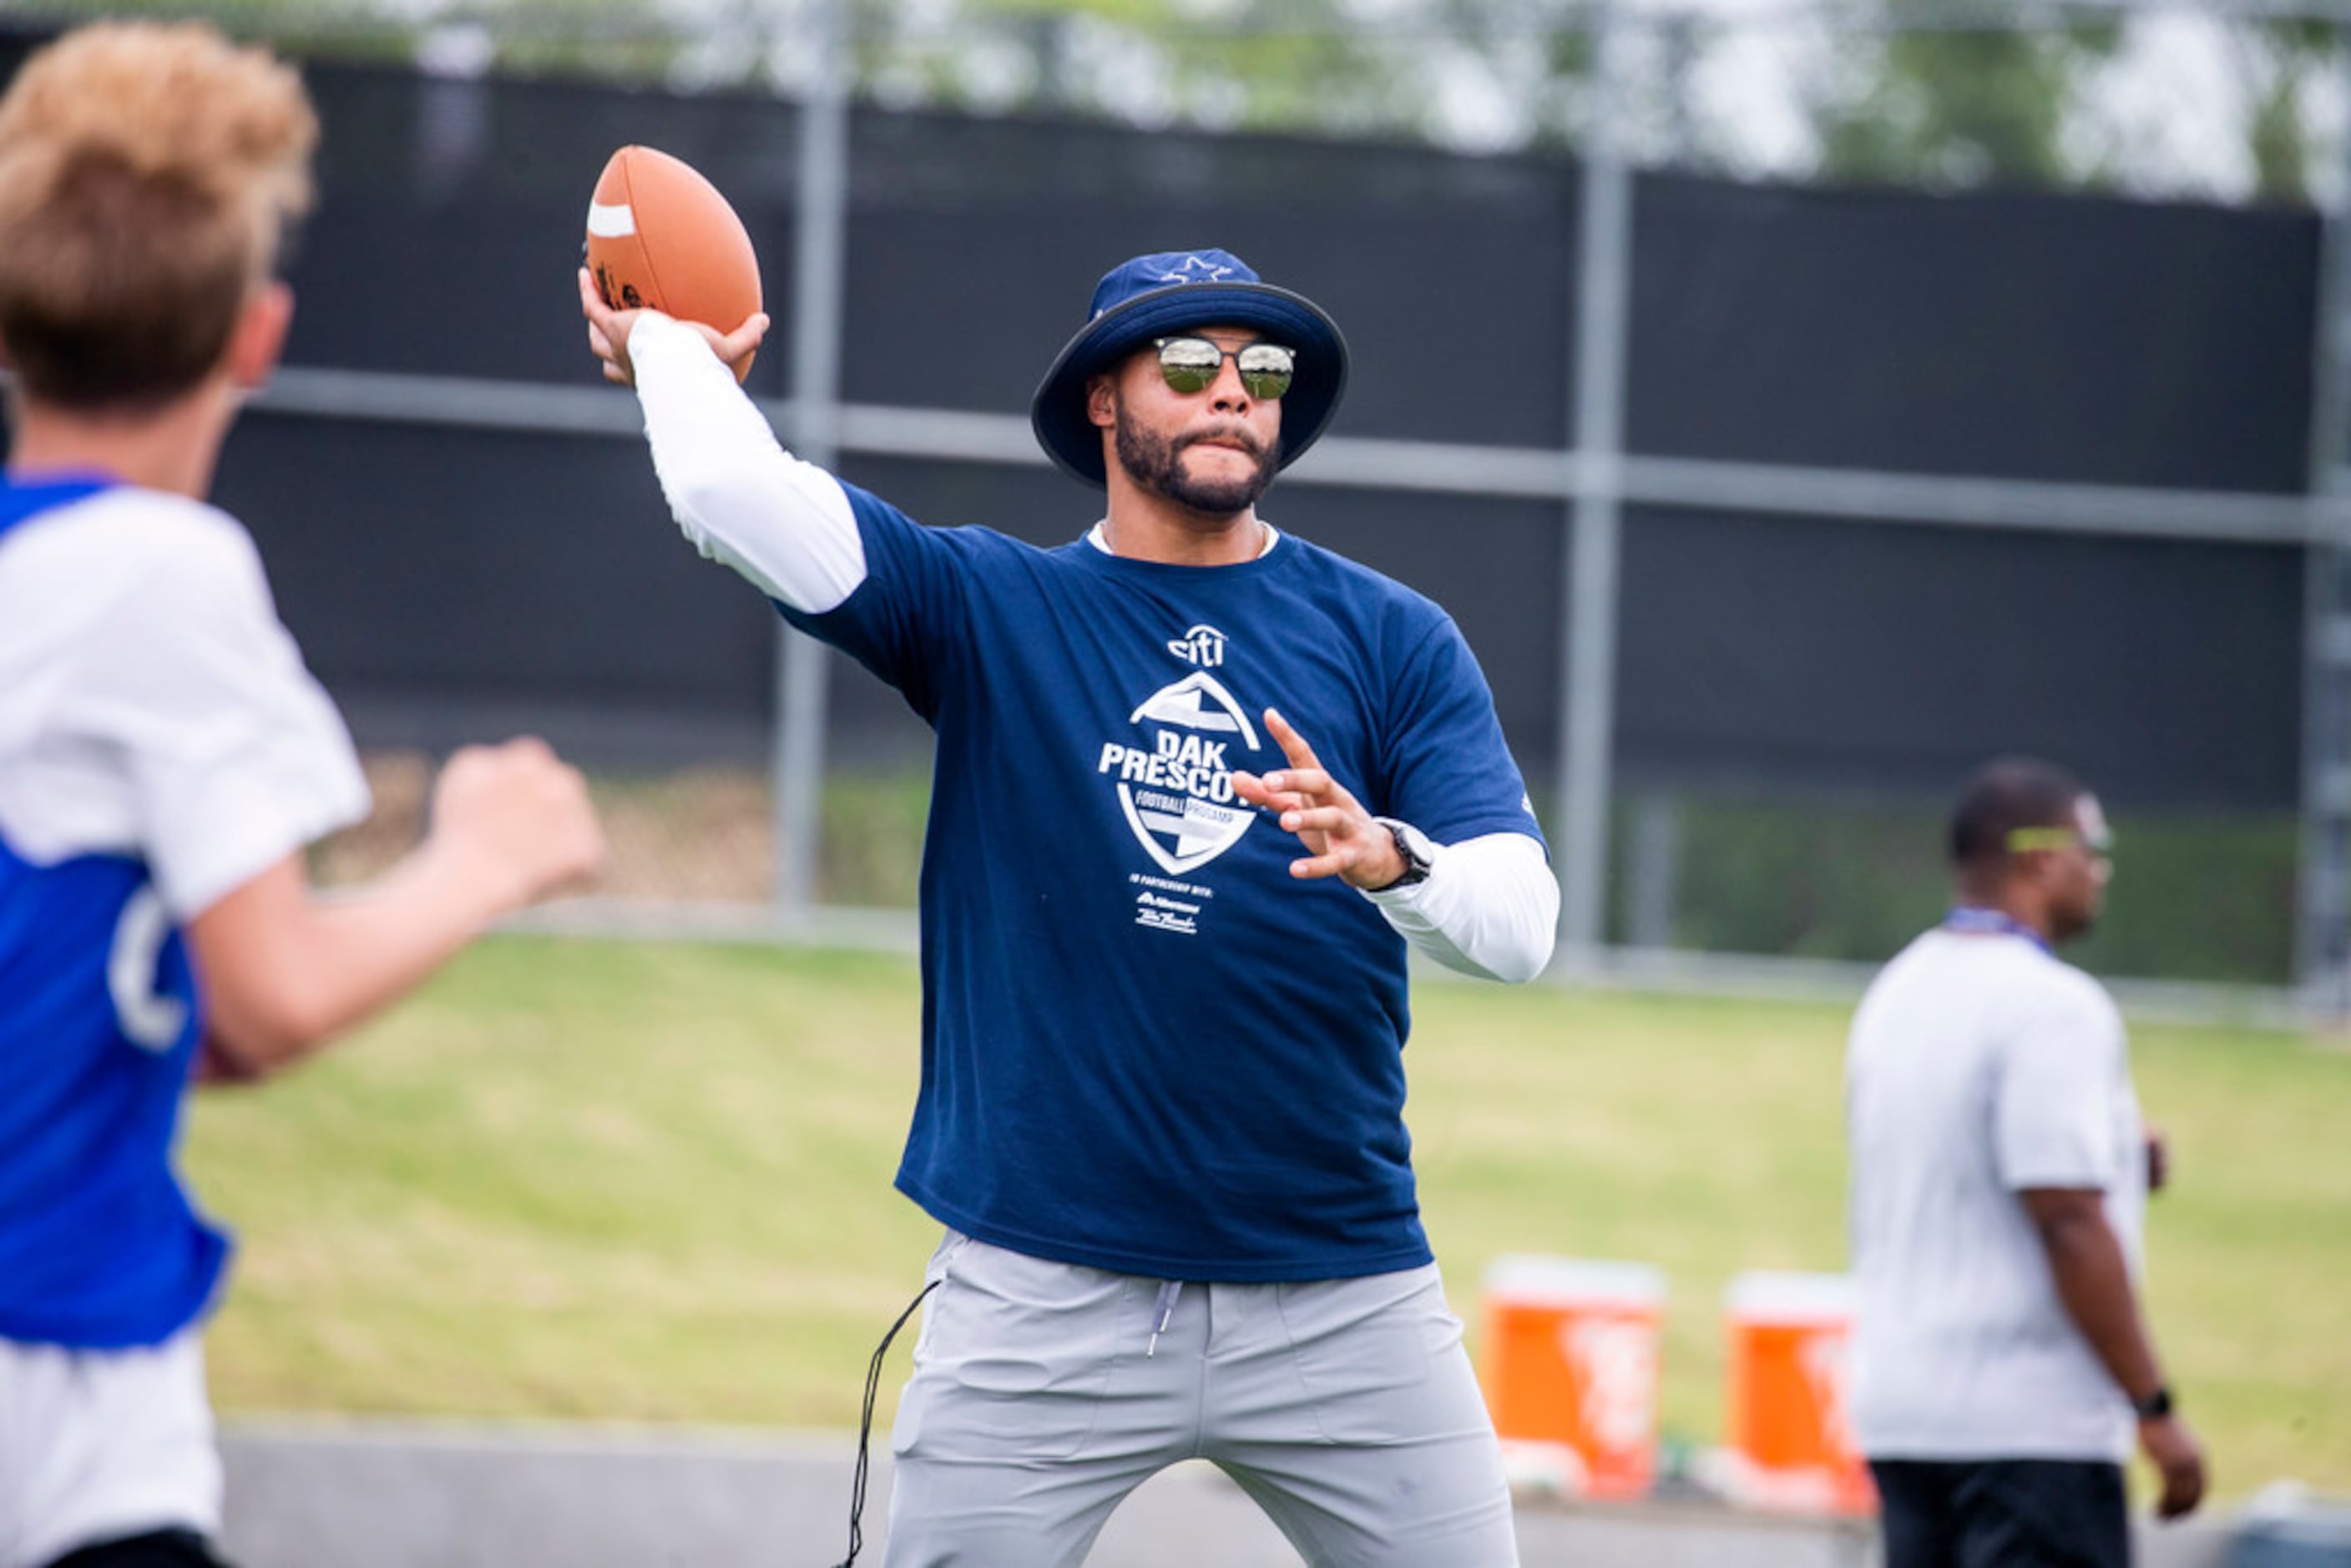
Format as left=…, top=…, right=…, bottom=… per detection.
left=882, top=1231, right=1519, bottom=1568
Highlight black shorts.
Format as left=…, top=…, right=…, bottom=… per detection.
left=43, top=1530, right=234, bottom=1568
left=1870, top=1457, right=2128, bottom=1568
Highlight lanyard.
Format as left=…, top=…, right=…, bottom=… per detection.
left=1944, top=905, right=2051, bottom=955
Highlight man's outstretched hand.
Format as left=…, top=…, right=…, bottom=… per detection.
left=1230, top=708, right=1408, bottom=891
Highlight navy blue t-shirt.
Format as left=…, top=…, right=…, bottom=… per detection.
left=784, top=487, right=1544, bottom=1281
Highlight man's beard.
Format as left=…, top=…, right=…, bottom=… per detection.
left=1113, top=398, right=1280, bottom=516
left=2052, top=901, right=2099, bottom=945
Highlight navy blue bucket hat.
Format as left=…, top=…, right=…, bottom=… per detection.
left=1030, top=249, right=1349, bottom=487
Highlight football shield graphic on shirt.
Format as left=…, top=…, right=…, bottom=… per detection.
left=1099, top=671, right=1261, bottom=876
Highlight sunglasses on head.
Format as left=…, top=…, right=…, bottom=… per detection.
left=1154, top=336, right=1295, bottom=400
left=2006, top=823, right=2114, bottom=856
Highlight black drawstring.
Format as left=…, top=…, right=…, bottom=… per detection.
left=834, top=1278, right=939, bottom=1567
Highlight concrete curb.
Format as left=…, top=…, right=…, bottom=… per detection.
left=215, top=1418, right=2234, bottom=1568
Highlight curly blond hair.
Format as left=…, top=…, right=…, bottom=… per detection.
left=0, top=22, right=316, bottom=410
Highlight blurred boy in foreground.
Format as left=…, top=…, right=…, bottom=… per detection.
left=0, top=24, right=603, bottom=1567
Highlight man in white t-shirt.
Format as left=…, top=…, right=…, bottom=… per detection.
left=1846, top=757, right=2205, bottom=1567
left=0, top=25, right=604, bottom=1568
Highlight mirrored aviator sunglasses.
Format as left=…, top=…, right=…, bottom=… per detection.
left=1155, top=336, right=1295, bottom=400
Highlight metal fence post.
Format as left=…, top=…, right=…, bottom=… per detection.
left=775, top=0, right=851, bottom=919
left=1626, top=792, right=1681, bottom=952
left=1555, top=0, right=1635, bottom=971
left=2295, top=26, right=2351, bottom=1018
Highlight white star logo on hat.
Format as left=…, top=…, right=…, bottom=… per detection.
left=1156, top=255, right=1236, bottom=284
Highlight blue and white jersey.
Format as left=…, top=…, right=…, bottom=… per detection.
left=785, top=486, right=1545, bottom=1282
left=0, top=477, right=368, bottom=1349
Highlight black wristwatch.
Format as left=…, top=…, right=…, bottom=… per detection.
left=2131, top=1384, right=2175, bottom=1421
left=1370, top=817, right=1435, bottom=891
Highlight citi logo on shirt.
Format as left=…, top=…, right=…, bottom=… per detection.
left=1167, top=624, right=1227, bottom=667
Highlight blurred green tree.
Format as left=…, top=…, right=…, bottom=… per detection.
left=886, top=0, right=1589, bottom=147
left=2240, top=18, right=2338, bottom=206
left=8, top=0, right=2344, bottom=206
left=1808, top=3, right=2121, bottom=190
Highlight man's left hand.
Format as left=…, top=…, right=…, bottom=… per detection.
left=2139, top=1412, right=2207, bottom=1520
left=1231, top=708, right=1408, bottom=890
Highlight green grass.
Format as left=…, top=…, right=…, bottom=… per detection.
left=185, top=937, right=2350, bottom=1499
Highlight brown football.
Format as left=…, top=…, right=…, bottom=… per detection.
left=585, top=144, right=762, bottom=382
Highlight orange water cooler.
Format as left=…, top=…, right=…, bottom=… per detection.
left=1480, top=1255, right=1666, bottom=1500
left=1722, top=1270, right=1874, bottom=1514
